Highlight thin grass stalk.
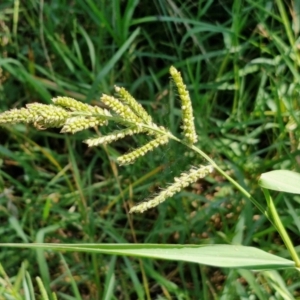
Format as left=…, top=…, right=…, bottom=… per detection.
left=275, top=0, right=300, bottom=66
left=262, top=188, right=300, bottom=267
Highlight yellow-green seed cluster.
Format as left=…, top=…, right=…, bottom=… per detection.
left=84, top=127, right=145, bottom=146
left=169, top=66, right=198, bottom=145
left=101, top=94, right=141, bottom=123
left=53, top=96, right=109, bottom=116
left=130, top=165, right=213, bottom=213
left=117, top=135, right=169, bottom=165
left=114, top=86, right=152, bottom=123
left=53, top=96, right=110, bottom=132
left=0, top=103, right=69, bottom=128
left=61, top=116, right=107, bottom=134
left=26, top=103, right=70, bottom=128
left=0, top=108, right=32, bottom=124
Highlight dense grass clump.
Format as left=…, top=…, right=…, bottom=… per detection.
left=1, top=0, right=300, bottom=299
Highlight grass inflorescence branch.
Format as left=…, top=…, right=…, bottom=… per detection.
left=130, top=165, right=213, bottom=213
left=169, top=66, right=198, bottom=145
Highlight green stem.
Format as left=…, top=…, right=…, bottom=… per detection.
left=171, top=132, right=299, bottom=264
left=166, top=132, right=271, bottom=221
left=262, top=188, right=300, bottom=266
left=275, top=0, right=300, bottom=66
left=190, top=144, right=269, bottom=219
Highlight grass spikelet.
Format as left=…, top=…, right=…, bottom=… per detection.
left=169, top=66, right=198, bottom=145
left=117, top=135, right=169, bottom=165
left=84, top=127, right=145, bottom=146
left=114, top=85, right=152, bottom=123
left=101, top=94, right=141, bottom=123
left=130, top=165, right=213, bottom=213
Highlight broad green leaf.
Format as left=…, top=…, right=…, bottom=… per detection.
left=0, top=243, right=294, bottom=270
left=258, top=170, right=300, bottom=194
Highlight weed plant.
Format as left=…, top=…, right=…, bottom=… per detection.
left=1, top=0, right=300, bottom=299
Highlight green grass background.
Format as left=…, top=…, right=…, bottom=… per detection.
left=1, top=0, right=300, bottom=299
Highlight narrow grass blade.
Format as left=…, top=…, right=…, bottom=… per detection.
left=0, top=243, right=294, bottom=270
left=86, top=27, right=140, bottom=101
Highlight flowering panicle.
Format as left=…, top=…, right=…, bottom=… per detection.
left=130, top=165, right=213, bottom=213
left=169, top=66, right=198, bottom=145
left=0, top=66, right=204, bottom=213
left=117, top=135, right=169, bottom=165
left=84, top=127, right=145, bottom=146
left=114, top=86, right=152, bottom=123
